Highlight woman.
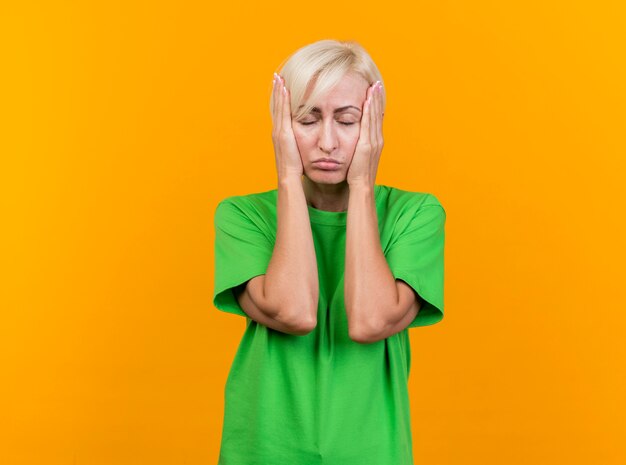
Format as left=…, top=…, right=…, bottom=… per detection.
left=213, top=39, right=446, bottom=465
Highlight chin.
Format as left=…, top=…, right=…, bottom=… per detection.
left=304, top=170, right=347, bottom=185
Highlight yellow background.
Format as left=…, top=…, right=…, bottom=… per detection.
left=2, top=1, right=625, bottom=464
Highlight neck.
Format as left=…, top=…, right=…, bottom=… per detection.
left=301, top=176, right=350, bottom=212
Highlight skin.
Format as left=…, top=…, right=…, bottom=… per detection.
left=268, top=72, right=421, bottom=343
left=291, top=71, right=383, bottom=210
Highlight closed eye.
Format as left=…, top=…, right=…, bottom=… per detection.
left=300, top=121, right=355, bottom=126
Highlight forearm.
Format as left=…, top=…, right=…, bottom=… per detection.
left=344, top=184, right=401, bottom=340
left=263, top=175, right=319, bottom=330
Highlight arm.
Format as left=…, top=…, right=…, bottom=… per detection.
left=344, top=184, right=421, bottom=343
left=233, top=277, right=313, bottom=336
left=236, top=175, right=319, bottom=335
left=230, top=74, right=318, bottom=335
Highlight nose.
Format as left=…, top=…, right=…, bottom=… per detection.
left=318, top=119, right=338, bottom=154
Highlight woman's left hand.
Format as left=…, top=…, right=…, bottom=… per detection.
left=346, top=81, right=384, bottom=188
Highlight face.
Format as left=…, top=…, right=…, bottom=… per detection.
left=292, top=72, right=370, bottom=184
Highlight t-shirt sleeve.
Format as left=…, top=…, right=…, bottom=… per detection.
left=385, top=197, right=446, bottom=328
left=213, top=198, right=274, bottom=318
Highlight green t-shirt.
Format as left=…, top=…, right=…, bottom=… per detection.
left=213, top=184, right=446, bottom=465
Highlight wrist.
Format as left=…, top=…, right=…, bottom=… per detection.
left=278, top=174, right=304, bottom=189
left=347, top=181, right=374, bottom=192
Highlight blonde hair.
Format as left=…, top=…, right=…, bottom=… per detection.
left=270, top=39, right=385, bottom=122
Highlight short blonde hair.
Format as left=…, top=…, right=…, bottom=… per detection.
left=271, top=39, right=385, bottom=122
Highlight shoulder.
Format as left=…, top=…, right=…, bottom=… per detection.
left=376, top=185, right=445, bottom=239
left=214, top=189, right=278, bottom=237
left=377, top=184, right=445, bottom=215
left=215, top=188, right=278, bottom=216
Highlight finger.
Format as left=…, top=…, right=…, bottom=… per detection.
left=274, top=74, right=283, bottom=132
left=380, top=82, right=387, bottom=123
left=277, top=75, right=284, bottom=134
left=373, top=83, right=379, bottom=145
left=379, top=87, right=386, bottom=140
left=369, top=84, right=377, bottom=147
left=272, top=74, right=279, bottom=128
left=375, top=82, right=382, bottom=142
left=272, top=73, right=276, bottom=130
left=361, top=86, right=372, bottom=145
left=281, top=76, right=292, bottom=131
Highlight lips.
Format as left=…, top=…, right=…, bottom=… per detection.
left=313, top=160, right=342, bottom=170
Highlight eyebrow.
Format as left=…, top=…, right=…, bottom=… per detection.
left=298, top=105, right=362, bottom=114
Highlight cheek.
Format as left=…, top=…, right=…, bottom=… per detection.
left=343, top=129, right=361, bottom=149
left=293, top=130, right=317, bottom=148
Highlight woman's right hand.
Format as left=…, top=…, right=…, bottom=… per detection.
left=272, top=73, right=304, bottom=180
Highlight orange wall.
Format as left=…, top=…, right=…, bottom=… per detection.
left=2, top=1, right=625, bottom=464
